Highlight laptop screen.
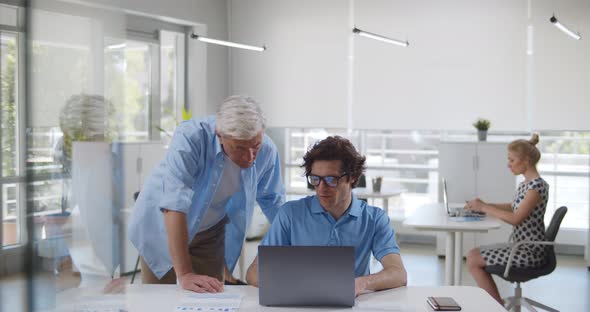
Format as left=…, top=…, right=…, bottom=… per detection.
left=442, top=177, right=450, bottom=214
left=442, top=178, right=485, bottom=218
left=258, top=246, right=355, bottom=307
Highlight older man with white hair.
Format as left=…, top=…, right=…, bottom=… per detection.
left=128, top=95, right=285, bottom=292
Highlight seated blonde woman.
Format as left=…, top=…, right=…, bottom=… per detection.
left=465, top=134, right=548, bottom=304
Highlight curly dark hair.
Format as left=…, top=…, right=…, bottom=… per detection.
left=301, top=136, right=366, bottom=188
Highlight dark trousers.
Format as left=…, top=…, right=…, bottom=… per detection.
left=140, top=215, right=229, bottom=284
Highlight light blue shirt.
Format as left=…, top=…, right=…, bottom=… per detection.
left=128, top=117, right=285, bottom=279
left=260, top=195, right=400, bottom=277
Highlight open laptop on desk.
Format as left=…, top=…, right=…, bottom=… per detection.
left=442, top=178, right=485, bottom=218
left=258, top=246, right=355, bottom=307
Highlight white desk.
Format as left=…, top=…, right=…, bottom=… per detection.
left=403, top=203, right=501, bottom=286
left=287, top=187, right=406, bottom=214
left=55, top=284, right=506, bottom=311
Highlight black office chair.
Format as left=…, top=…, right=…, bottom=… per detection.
left=356, top=174, right=368, bottom=203
left=484, top=206, right=567, bottom=312
left=357, top=174, right=366, bottom=188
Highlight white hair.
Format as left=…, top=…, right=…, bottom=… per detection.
left=216, top=95, right=266, bottom=139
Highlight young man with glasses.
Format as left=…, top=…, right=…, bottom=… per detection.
left=245, top=136, right=407, bottom=296
left=128, top=96, right=285, bottom=292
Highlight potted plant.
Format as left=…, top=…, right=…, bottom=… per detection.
left=473, top=118, right=491, bottom=141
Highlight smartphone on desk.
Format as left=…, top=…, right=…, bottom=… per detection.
left=427, top=296, right=461, bottom=311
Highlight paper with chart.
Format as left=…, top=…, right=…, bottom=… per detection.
left=176, top=292, right=242, bottom=312
left=69, top=295, right=127, bottom=312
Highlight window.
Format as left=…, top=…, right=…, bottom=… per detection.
left=1, top=30, right=23, bottom=247
left=536, top=132, right=590, bottom=230
left=105, top=39, right=155, bottom=142
left=24, top=30, right=186, bottom=218
left=8, top=16, right=187, bottom=247
left=160, top=30, right=185, bottom=138
left=285, top=128, right=590, bottom=239
left=104, top=30, right=186, bottom=142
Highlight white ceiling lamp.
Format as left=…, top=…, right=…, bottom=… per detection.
left=190, top=33, right=266, bottom=52
left=352, top=27, right=409, bottom=47
left=550, top=15, right=581, bottom=40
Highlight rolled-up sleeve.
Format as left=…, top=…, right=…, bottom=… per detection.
left=256, top=143, right=286, bottom=222
left=157, top=124, right=201, bottom=214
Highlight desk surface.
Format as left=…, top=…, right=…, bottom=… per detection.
left=288, top=187, right=406, bottom=198
left=56, top=285, right=506, bottom=311
left=403, top=203, right=501, bottom=232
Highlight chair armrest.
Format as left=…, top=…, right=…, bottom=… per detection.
left=503, top=240, right=555, bottom=278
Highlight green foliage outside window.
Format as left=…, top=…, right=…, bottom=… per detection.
left=1, top=37, right=17, bottom=177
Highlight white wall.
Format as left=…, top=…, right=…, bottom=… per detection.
left=230, top=0, right=590, bottom=131
left=531, top=0, right=590, bottom=130
left=230, top=0, right=350, bottom=128
left=354, top=0, right=527, bottom=131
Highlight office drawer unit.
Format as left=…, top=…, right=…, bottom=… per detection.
left=436, top=142, right=516, bottom=256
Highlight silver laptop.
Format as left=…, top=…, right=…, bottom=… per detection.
left=258, top=246, right=355, bottom=307
left=442, top=178, right=485, bottom=218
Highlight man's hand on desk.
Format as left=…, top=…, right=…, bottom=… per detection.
left=178, top=272, right=224, bottom=293
left=354, top=277, right=369, bottom=297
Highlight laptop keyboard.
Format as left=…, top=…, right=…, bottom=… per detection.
left=459, top=210, right=486, bottom=217
left=449, top=209, right=486, bottom=218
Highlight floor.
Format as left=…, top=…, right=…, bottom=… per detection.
left=1, top=243, right=589, bottom=311
left=399, top=244, right=590, bottom=311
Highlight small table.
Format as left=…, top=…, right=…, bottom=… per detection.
left=287, top=187, right=406, bottom=214
left=403, top=203, right=501, bottom=286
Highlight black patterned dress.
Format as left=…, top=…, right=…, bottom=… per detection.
left=480, top=177, right=549, bottom=268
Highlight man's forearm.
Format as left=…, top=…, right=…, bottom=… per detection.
left=245, top=256, right=259, bottom=286
left=356, top=253, right=407, bottom=295
left=163, top=210, right=193, bottom=277
left=357, top=267, right=407, bottom=292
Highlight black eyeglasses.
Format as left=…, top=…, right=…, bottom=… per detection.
left=307, top=173, right=348, bottom=188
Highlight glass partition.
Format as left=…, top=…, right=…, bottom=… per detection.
left=0, top=1, right=189, bottom=311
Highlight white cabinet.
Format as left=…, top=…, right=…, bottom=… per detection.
left=72, top=142, right=167, bottom=276
left=119, top=142, right=167, bottom=274
left=436, top=142, right=516, bottom=256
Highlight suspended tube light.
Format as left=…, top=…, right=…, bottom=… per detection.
left=353, top=27, right=409, bottom=47
left=190, top=33, right=266, bottom=52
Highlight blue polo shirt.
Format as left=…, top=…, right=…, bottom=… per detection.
left=260, top=195, right=400, bottom=277
left=128, top=117, right=285, bottom=279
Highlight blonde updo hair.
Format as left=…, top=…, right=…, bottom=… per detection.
left=508, top=133, right=541, bottom=166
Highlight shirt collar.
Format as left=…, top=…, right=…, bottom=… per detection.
left=213, top=133, right=224, bottom=157
left=310, top=194, right=363, bottom=218
left=348, top=194, right=363, bottom=217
